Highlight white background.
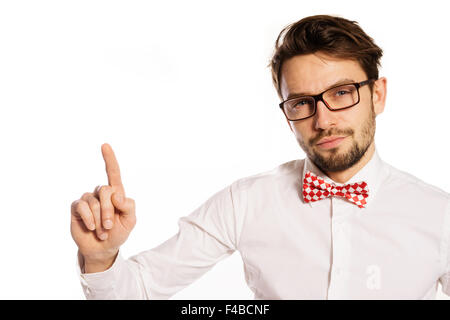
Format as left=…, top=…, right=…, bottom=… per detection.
left=0, top=0, right=449, bottom=299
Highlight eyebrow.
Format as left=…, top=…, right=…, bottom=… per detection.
left=286, top=78, right=356, bottom=100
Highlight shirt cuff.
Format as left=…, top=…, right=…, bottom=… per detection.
left=76, top=250, right=124, bottom=299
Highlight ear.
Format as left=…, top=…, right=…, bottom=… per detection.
left=372, top=77, right=387, bottom=116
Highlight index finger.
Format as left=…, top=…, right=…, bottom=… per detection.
left=101, top=143, right=125, bottom=194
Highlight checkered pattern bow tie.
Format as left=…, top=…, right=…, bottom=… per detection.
left=302, top=170, right=369, bottom=208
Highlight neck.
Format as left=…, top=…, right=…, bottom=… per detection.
left=324, top=142, right=375, bottom=184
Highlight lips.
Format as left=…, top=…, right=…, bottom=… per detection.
left=316, top=135, right=348, bottom=149
left=317, top=136, right=346, bottom=145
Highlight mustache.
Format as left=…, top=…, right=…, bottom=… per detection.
left=310, top=128, right=354, bottom=145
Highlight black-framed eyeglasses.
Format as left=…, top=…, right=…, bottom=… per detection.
left=279, top=79, right=375, bottom=121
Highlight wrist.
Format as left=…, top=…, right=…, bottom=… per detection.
left=82, top=249, right=119, bottom=273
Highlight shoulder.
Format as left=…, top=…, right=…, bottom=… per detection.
left=383, top=162, right=450, bottom=203
left=231, top=159, right=304, bottom=192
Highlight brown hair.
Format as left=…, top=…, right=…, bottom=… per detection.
left=269, top=15, right=383, bottom=100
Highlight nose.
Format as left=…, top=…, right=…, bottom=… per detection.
left=314, top=100, right=336, bottom=130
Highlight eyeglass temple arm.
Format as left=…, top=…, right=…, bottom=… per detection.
left=357, top=79, right=376, bottom=88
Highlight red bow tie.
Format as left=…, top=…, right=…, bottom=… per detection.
left=302, top=171, right=369, bottom=208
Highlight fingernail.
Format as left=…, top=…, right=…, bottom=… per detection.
left=99, top=233, right=108, bottom=241
left=89, top=223, right=96, bottom=231
left=104, top=219, right=113, bottom=229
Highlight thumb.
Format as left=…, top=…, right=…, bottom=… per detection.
left=111, top=192, right=135, bottom=215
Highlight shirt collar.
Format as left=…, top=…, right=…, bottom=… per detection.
left=301, top=144, right=386, bottom=209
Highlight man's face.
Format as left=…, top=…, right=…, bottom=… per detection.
left=280, top=52, right=386, bottom=173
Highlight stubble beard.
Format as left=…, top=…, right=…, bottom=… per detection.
left=299, top=104, right=376, bottom=173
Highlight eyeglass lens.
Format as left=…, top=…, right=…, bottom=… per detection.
left=283, top=84, right=359, bottom=120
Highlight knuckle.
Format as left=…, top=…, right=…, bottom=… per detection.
left=88, top=198, right=100, bottom=212
left=99, top=185, right=112, bottom=195
left=100, top=196, right=113, bottom=207
left=71, top=199, right=79, bottom=208
left=76, top=200, right=86, bottom=211
left=100, top=202, right=113, bottom=216
left=81, top=192, right=92, bottom=200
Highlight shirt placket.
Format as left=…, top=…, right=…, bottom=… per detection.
left=327, top=196, right=353, bottom=299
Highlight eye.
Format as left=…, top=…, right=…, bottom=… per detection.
left=293, top=98, right=313, bottom=108
left=336, top=90, right=351, bottom=96
left=295, top=99, right=308, bottom=106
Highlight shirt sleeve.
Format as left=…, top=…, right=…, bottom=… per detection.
left=438, top=199, right=450, bottom=296
left=76, top=180, right=246, bottom=299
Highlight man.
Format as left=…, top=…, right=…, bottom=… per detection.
left=71, top=15, right=450, bottom=299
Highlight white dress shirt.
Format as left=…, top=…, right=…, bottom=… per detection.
left=77, top=146, right=450, bottom=299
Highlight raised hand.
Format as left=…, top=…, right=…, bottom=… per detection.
left=71, top=143, right=136, bottom=272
